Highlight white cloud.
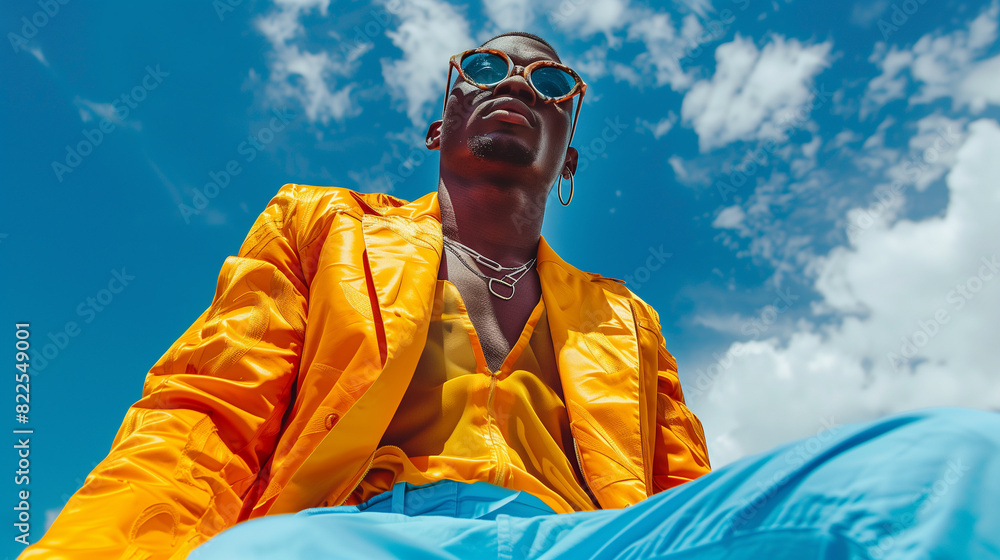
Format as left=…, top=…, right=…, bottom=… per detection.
left=863, top=1, right=1000, bottom=117
left=689, top=119, right=1000, bottom=467
left=801, top=135, right=821, bottom=159
left=668, top=155, right=687, bottom=179
left=549, top=0, right=629, bottom=40
left=75, top=99, right=118, bottom=124
left=668, top=154, right=714, bottom=187
left=959, top=53, right=1000, bottom=113
left=668, top=155, right=691, bottom=185
left=482, top=0, right=534, bottom=31
left=638, top=112, right=678, bottom=139
left=830, top=129, right=861, bottom=150
left=883, top=113, right=967, bottom=192
left=968, top=0, right=999, bottom=50
left=692, top=312, right=749, bottom=336
left=679, top=0, right=713, bottom=19
left=550, top=1, right=724, bottom=93
left=860, top=44, right=913, bottom=119
left=680, top=34, right=832, bottom=152
left=622, top=9, right=698, bottom=91
left=565, top=44, right=610, bottom=81
left=203, top=208, right=228, bottom=225
left=790, top=135, right=822, bottom=178
left=548, top=1, right=737, bottom=95
left=381, top=0, right=473, bottom=124
left=273, top=0, right=330, bottom=9
left=46, top=508, right=62, bottom=531
left=849, top=0, right=890, bottom=27
left=29, top=46, right=47, bottom=66
left=713, top=205, right=747, bottom=230
left=257, top=2, right=314, bottom=45
left=255, top=0, right=362, bottom=125
left=610, top=62, right=642, bottom=86
left=146, top=157, right=184, bottom=208
left=73, top=97, right=140, bottom=130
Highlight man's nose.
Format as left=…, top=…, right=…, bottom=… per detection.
left=493, top=66, right=537, bottom=104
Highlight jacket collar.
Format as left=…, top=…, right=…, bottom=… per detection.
left=361, top=190, right=649, bottom=506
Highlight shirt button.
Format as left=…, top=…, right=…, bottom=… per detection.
left=325, top=413, right=340, bottom=430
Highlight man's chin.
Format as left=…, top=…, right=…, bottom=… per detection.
left=467, top=134, right=535, bottom=167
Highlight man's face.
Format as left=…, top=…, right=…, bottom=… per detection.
left=432, top=35, right=577, bottom=188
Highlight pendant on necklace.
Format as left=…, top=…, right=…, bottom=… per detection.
left=489, top=278, right=516, bottom=300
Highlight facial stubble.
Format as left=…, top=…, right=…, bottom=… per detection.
left=467, top=134, right=535, bottom=167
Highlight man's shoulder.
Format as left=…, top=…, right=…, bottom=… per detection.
left=264, top=184, right=431, bottom=248
left=270, top=183, right=414, bottom=218
left=551, top=263, right=662, bottom=327
left=599, top=276, right=661, bottom=326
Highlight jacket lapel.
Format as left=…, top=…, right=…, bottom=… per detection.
left=265, top=192, right=444, bottom=514
left=361, top=197, right=444, bottom=366
left=537, top=238, right=650, bottom=508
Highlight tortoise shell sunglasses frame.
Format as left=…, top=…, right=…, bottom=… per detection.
left=441, top=47, right=588, bottom=148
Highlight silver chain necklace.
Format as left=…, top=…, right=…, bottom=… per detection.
left=442, top=237, right=536, bottom=300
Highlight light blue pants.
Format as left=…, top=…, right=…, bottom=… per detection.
left=190, top=408, right=1000, bottom=559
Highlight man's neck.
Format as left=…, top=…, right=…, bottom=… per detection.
left=436, top=173, right=546, bottom=267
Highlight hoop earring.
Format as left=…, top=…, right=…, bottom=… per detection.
left=557, top=172, right=574, bottom=206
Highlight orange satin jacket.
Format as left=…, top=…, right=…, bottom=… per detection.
left=20, top=184, right=711, bottom=560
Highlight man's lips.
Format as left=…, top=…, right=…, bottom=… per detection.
left=484, top=109, right=532, bottom=126
left=479, top=98, right=536, bottom=127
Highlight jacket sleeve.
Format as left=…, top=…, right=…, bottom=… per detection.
left=649, top=310, right=712, bottom=493
left=20, top=184, right=312, bottom=560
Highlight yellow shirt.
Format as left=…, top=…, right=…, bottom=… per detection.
left=347, top=279, right=598, bottom=513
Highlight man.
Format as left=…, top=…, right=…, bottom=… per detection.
left=20, top=32, right=1000, bottom=560
left=20, top=31, right=710, bottom=559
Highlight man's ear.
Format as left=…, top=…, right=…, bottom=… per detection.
left=562, top=147, right=579, bottom=177
left=425, top=120, right=443, bottom=151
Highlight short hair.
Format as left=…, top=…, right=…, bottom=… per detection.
left=480, top=31, right=562, bottom=62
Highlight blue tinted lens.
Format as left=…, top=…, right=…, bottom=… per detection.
left=461, top=52, right=509, bottom=85
left=530, top=67, right=576, bottom=98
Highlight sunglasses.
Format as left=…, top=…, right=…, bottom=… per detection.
left=443, top=48, right=587, bottom=146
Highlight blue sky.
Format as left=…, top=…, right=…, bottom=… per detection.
left=3, top=0, right=1000, bottom=554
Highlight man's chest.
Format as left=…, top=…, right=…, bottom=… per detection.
left=439, top=250, right=543, bottom=372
